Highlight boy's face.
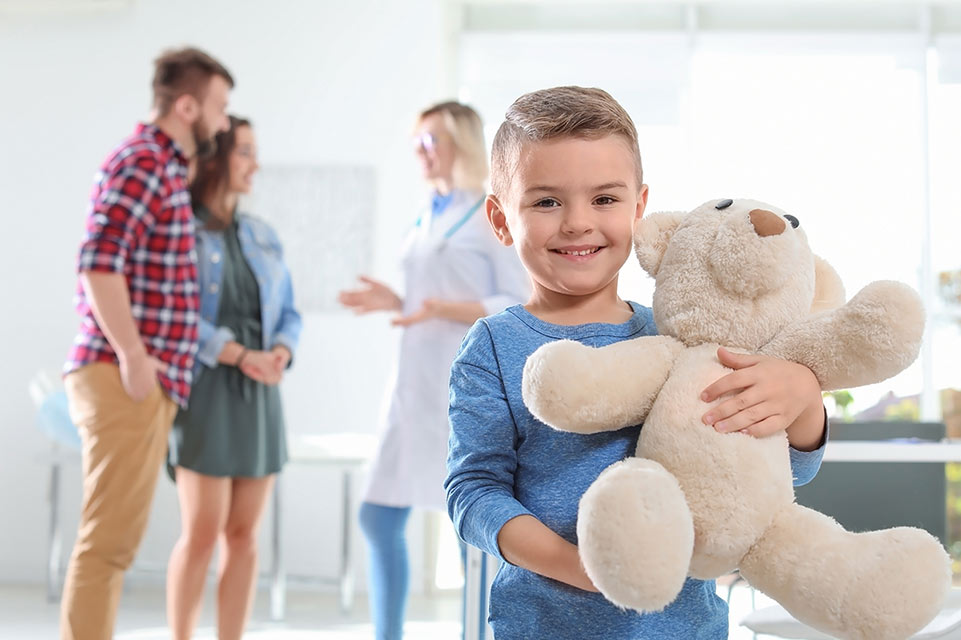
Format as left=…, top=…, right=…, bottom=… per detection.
left=488, top=135, right=647, bottom=301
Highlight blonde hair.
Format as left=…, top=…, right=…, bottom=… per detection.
left=419, top=101, right=488, bottom=191
left=490, top=86, right=643, bottom=198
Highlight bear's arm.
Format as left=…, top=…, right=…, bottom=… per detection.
left=760, top=280, right=924, bottom=391
left=522, top=335, right=684, bottom=434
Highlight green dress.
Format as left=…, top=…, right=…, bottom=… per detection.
left=168, top=211, right=287, bottom=479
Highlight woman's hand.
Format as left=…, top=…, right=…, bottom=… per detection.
left=338, top=276, right=402, bottom=314
left=271, top=344, right=292, bottom=371
left=240, top=350, right=282, bottom=385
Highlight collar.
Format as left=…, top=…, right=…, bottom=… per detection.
left=137, top=122, right=189, bottom=165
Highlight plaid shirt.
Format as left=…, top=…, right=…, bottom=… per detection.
left=65, top=123, right=199, bottom=407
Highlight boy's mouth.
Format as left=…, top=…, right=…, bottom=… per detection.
left=551, top=245, right=604, bottom=257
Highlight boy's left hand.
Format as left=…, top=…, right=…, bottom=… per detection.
left=700, top=347, right=823, bottom=440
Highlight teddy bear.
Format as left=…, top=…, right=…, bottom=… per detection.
left=521, top=198, right=952, bottom=640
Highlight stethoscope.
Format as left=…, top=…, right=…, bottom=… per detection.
left=412, top=195, right=485, bottom=252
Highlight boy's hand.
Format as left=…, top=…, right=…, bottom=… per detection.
left=498, top=515, right=599, bottom=593
left=700, top=347, right=823, bottom=443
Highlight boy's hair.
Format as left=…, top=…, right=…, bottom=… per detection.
left=419, top=101, right=488, bottom=191
left=490, top=86, right=643, bottom=198
left=152, top=47, right=234, bottom=116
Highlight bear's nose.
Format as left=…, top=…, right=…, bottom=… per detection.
left=749, top=209, right=786, bottom=237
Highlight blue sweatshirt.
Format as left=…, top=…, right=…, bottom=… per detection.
left=445, top=302, right=825, bottom=639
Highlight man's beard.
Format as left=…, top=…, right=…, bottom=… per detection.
left=192, top=120, right=217, bottom=159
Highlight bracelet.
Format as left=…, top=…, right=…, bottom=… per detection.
left=234, top=347, right=248, bottom=368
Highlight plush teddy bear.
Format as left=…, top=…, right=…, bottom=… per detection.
left=521, top=198, right=951, bottom=640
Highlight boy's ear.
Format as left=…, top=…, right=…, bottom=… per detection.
left=486, top=195, right=513, bottom=247
left=634, top=211, right=686, bottom=276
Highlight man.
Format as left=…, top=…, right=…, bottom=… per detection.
left=61, top=47, right=232, bottom=640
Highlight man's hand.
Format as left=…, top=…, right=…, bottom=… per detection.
left=118, top=349, right=165, bottom=402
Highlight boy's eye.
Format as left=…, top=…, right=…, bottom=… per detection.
left=594, top=195, right=618, bottom=206
left=533, top=198, right=560, bottom=208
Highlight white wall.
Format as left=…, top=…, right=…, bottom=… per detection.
left=0, top=0, right=455, bottom=593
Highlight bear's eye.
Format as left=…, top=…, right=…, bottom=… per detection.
left=715, top=199, right=733, bottom=210
left=785, top=214, right=800, bottom=228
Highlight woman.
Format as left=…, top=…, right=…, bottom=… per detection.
left=166, top=116, right=302, bottom=640
left=338, top=102, right=529, bottom=640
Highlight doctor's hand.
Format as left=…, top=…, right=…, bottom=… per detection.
left=338, top=276, right=403, bottom=314
left=391, top=298, right=443, bottom=327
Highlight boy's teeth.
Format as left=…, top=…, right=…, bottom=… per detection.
left=559, top=248, right=597, bottom=256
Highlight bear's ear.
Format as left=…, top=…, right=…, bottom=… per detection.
left=634, top=211, right=686, bottom=276
left=811, top=255, right=846, bottom=313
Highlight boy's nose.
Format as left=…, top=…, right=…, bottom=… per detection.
left=561, top=204, right=595, bottom=234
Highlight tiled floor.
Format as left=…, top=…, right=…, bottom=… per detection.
left=0, top=580, right=770, bottom=639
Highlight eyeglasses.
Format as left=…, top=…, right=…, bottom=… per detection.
left=412, top=132, right=438, bottom=154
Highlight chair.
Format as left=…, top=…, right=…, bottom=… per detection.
left=29, top=369, right=81, bottom=602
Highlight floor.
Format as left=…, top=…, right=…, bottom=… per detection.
left=0, top=580, right=769, bottom=639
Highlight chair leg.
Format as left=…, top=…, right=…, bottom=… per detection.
left=46, top=459, right=62, bottom=603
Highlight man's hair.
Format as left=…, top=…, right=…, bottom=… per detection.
left=152, top=47, right=234, bottom=116
left=419, top=101, right=488, bottom=191
left=490, top=86, right=643, bottom=198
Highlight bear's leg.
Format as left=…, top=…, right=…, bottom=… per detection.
left=739, top=502, right=951, bottom=640
left=577, top=458, right=694, bottom=613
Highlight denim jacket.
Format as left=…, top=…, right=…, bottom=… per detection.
left=194, top=212, right=302, bottom=371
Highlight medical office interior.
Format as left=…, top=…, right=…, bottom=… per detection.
left=4, top=0, right=961, bottom=638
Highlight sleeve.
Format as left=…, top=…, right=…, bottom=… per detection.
left=196, top=319, right=236, bottom=368
left=445, top=321, right=534, bottom=562
left=480, top=238, right=530, bottom=317
left=266, top=224, right=302, bottom=365
left=77, top=156, right=166, bottom=274
left=272, top=269, right=302, bottom=366
left=789, top=407, right=830, bottom=487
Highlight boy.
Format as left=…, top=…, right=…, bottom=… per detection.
left=445, top=86, right=827, bottom=638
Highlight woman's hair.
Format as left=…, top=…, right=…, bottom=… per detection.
left=419, top=101, right=488, bottom=191
left=190, top=114, right=251, bottom=208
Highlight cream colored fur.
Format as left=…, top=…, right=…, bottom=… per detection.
left=522, top=198, right=951, bottom=640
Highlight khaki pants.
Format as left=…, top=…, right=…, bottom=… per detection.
left=60, top=363, right=177, bottom=640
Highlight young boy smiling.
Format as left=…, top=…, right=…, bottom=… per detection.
left=445, top=86, right=827, bottom=639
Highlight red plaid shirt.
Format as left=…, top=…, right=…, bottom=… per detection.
left=65, top=123, right=199, bottom=407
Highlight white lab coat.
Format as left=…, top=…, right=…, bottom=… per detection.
left=363, top=189, right=530, bottom=509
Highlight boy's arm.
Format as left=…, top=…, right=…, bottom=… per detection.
left=446, top=324, right=535, bottom=561
left=498, top=515, right=597, bottom=592
left=446, top=328, right=598, bottom=592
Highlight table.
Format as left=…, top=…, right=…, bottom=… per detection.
left=823, top=440, right=961, bottom=462
left=269, top=432, right=377, bottom=621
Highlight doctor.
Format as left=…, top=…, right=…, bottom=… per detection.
left=338, top=101, right=529, bottom=640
